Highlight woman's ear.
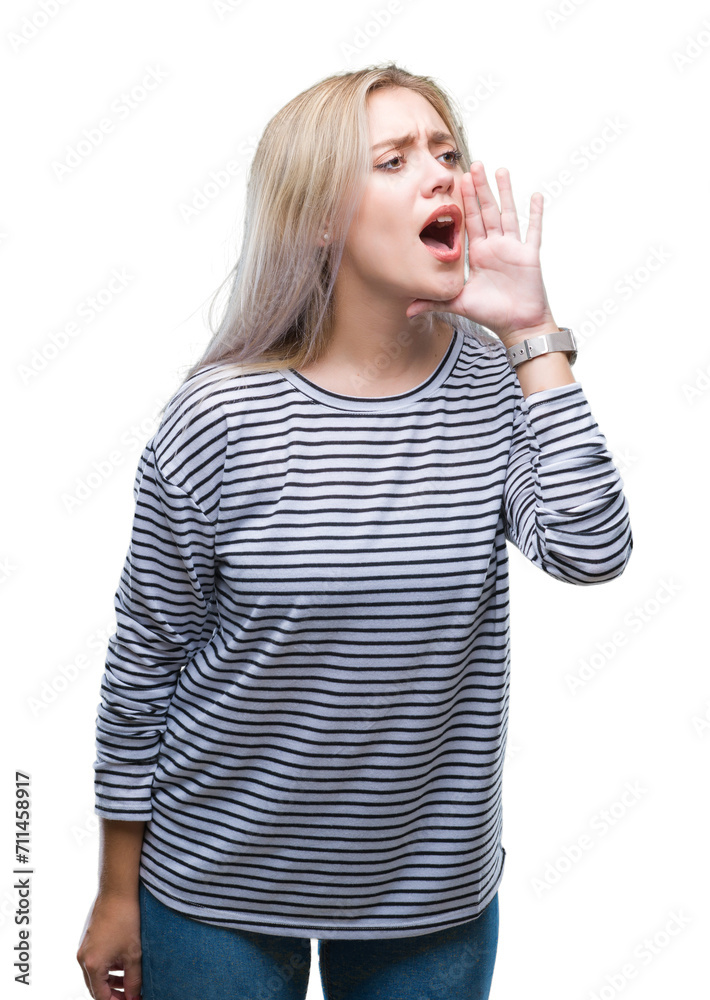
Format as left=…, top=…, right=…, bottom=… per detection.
left=317, top=219, right=332, bottom=247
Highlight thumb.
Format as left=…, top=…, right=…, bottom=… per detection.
left=406, top=299, right=437, bottom=320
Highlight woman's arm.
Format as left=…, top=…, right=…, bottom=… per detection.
left=77, top=819, right=145, bottom=1000
left=97, top=818, right=146, bottom=897
left=94, top=437, right=220, bottom=822
left=80, top=389, right=226, bottom=995
left=503, top=376, right=633, bottom=584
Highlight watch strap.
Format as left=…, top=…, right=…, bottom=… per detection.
left=505, top=327, right=577, bottom=368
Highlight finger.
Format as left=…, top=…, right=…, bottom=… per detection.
left=123, top=958, right=143, bottom=1000
left=81, top=962, right=127, bottom=1000
left=525, top=191, right=544, bottom=250
left=102, top=974, right=141, bottom=1000
left=494, top=167, right=521, bottom=241
left=461, top=169, right=486, bottom=246
left=406, top=299, right=436, bottom=320
left=105, top=972, right=141, bottom=994
left=77, top=960, right=106, bottom=1000
left=82, top=969, right=111, bottom=1000
left=469, top=161, right=503, bottom=236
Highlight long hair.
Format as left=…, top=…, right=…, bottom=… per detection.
left=165, top=63, right=498, bottom=425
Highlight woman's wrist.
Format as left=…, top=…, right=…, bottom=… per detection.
left=512, top=350, right=577, bottom=398
left=502, top=320, right=577, bottom=398
left=96, top=881, right=142, bottom=901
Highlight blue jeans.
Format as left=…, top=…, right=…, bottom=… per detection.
left=139, top=881, right=498, bottom=999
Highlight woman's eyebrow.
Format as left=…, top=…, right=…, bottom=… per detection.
left=371, top=129, right=456, bottom=152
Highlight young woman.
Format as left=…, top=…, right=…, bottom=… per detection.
left=77, top=63, right=632, bottom=1000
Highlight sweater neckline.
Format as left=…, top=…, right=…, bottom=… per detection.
left=280, top=328, right=463, bottom=412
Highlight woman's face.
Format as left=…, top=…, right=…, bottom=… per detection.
left=337, top=86, right=467, bottom=312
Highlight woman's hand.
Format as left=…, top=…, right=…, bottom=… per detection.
left=407, top=161, right=557, bottom=348
left=76, top=892, right=142, bottom=1000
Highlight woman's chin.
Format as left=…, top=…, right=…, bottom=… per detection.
left=413, top=276, right=464, bottom=306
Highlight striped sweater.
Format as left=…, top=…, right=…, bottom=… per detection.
left=93, top=328, right=632, bottom=940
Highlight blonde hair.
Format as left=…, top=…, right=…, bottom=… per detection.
left=168, top=62, right=498, bottom=418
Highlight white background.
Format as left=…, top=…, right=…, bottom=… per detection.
left=2, top=0, right=708, bottom=997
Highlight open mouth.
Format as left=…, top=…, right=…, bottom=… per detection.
left=419, top=217, right=456, bottom=251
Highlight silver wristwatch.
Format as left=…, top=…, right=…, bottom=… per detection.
left=505, top=327, right=577, bottom=368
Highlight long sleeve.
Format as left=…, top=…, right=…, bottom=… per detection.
left=93, top=439, right=219, bottom=820
left=503, top=380, right=633, bottom=584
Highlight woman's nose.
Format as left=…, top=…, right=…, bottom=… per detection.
left=423, top=158, right=456, bottom=194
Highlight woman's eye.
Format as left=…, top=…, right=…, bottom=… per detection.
left=376, top=155, right=403, bottom=172
left=375, top=149, right=463, bottom=172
